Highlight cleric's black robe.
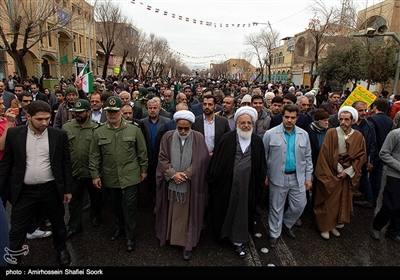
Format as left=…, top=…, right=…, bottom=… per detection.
left=206, top=131, right=266, bottom=242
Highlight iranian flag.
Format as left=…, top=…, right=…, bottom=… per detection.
left=77, top=64, right=88, bottom=79
left=82, top=72, right=93, bottom=93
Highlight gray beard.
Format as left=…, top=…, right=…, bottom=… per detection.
left=176, top=129, right=191, bottom=140
left=237, top=127, right=253, bottom=139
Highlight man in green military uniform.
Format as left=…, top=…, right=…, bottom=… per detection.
left=89, top=96, right=148, bottom=252
left=62, top=99, right=103, bottom=239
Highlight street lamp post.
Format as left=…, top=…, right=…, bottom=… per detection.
left=353, top=31, right=400, bottom=95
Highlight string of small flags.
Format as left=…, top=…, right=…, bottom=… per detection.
left=169, top=48, right=225, bottom=59
left=131, top=0, right=259, bottom=28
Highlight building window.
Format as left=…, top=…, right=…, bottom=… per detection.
left=73, top=35, right=76, bottom=52
left=79, top=36, right=82, bottom=53
left=63, top=1, right=67, bottom=8
left=48, top=26, right=52, bottom=47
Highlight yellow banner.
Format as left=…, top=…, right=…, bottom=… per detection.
left=114, top=68, right=120, bottom=74
left=340, top=85, right=377, bottom=108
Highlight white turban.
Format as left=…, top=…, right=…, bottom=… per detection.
left=234, top=106, right=258, bottom=123
left=173, top=110, right=195, bottom=123
left=338, top=106, right=358, bottom=123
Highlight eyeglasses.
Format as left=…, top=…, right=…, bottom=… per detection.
left=177, top=126, right=190, bottom=132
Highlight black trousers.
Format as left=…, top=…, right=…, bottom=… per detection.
left=373, top=175, right=400, bottom=236
left=68, top=176, right=103, bottom=231
left=9, top=181, right=67, bottom=264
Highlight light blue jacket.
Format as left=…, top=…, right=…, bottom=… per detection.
left=263, top=123, right=313, bottom=188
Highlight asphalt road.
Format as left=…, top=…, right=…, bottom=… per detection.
left=1, top=168, right=399, bottom=279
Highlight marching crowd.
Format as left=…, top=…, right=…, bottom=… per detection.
left=0, top=74, right=399, bottom=266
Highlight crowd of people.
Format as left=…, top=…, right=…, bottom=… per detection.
left=0, top=73, right=399, bottom=267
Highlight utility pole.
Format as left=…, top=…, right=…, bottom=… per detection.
left=88, top=0, right=97, bottom=74
left=267, top=21, right=278, bottom=83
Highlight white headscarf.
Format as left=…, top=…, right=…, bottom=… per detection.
left=234, top=106, right=257, bottom=123
left=173, top=110, right=195, bottom=123
left=338, top=106, right=358, bottom=123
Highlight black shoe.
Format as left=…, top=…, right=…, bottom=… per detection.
left=126, top=238, right=135, bottom=251
left=284, top=225, right=296, bottom=238
left=82, top=203, right=91, bottom=212
left=183, top=249, right=192, bottom=260
left=66, top=228, right=83, bottom=240
left=90, top=217, right=102, bottom=227
left=385, top=231, right=400, bottom=244
left=110, top=228, right=124, bottom=241
left=234, top=244, right=246, bottom=259
left=371, top=228, right=381, bottom=240
left=353, top=200, right=373, bottom=208
left=269, top=237, right=277, bottom=248
left=57, top=249, right=71, bottom=266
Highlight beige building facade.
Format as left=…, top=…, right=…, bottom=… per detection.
left=0, top=0, right=96, bottom=83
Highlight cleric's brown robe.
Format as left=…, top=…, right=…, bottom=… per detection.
left=155, top=130, right=210, bottom=251
left=313, top=128, right=366, bottom=232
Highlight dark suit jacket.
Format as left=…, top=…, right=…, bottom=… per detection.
left=133, top=105, right=143, bottom=120
left=163, top=119, right=177, bottom=134
left=33, top=92, right=49, bottom=102
left=0, top=126, right=72, bottom=205
left=269, top=112, right=311, bottom=130
left=141, top=115, right=170, bottom=167
left=190, top=103, right=222, bottom=117
left=191, top=115, right=231, bottom=152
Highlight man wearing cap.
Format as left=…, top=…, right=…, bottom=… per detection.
left=62, top=99, right=103, bottom=239
left=155, top=110, right=210, bottom=260
left=53, top=84, right=79, bottom=129
left=206, top=106, right=266, bottom=259
left=305, top=108, right=330, bottom=209
left=89, top=96, right=148, bottom=252
left=313, top=106, right=366, bottom=240
left=263, top=104, right=313, bottom=248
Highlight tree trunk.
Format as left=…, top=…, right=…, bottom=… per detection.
left=8, top=50, right=28, bottom=81
left=102, top=53, right=110, bottom=79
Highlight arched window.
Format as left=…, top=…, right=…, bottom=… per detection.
left=0, top=46, right=6, bottom=80
left=42, top=58, right=50, bottom=78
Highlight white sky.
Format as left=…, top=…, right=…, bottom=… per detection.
left=96, top=0, right=373, bottom=70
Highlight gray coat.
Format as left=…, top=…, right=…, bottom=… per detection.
left=262, top=123, right=313, bottom=188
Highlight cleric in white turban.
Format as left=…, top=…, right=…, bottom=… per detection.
left=173, top=110, right=195, bottom=124
left=338, top=106, right=358, bottom=123
left=234, top=106, right=258, bottom=123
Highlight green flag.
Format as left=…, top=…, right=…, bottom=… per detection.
left=60, top=55, right=68, bottom=65
left=72, top=56, right=79, bottom=63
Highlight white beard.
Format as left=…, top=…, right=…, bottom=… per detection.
left=176, top=129, right=191, bottom=140
left=237, top=127, right=253, bottom=139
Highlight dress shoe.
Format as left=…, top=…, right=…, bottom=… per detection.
left=321, top=231, right=330, bottom=240
left=126, top=238, right=135, bottom=251
left=371, top=228, right=381, bottom=240
left=183, top=249, right=192, bottom=260
left=110, top=229, right=124, bottom=241
left=234, top=244, right=246, bottom=259
left=90, top=217, right=102, bottom=227
left=57, top=249, right=71, bottom=266
left=385, top=231, right=400, bottom=244
left=66, top=228, right=83, bottom=240
left=269, top=237, right=277, bottom=248
left=284, top=225, right=296, bottom=238
left=330, top=228, right=341, bottom=237
left=353, top=200, right=373, bottom=208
